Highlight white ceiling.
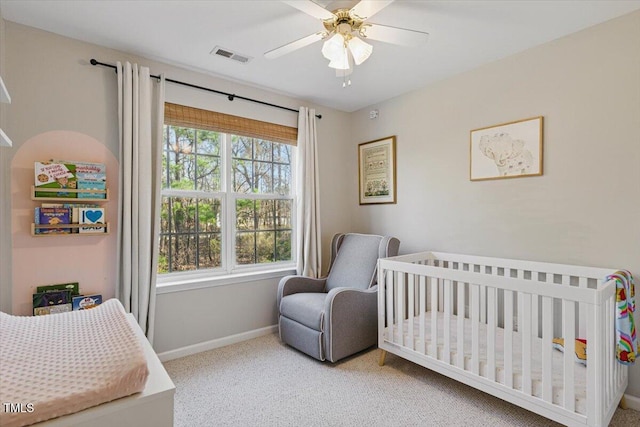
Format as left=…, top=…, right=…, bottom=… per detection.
left=2, top=0, right=640, bottom=112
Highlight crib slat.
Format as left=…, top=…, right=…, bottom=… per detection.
left=397, top=272, right=404, bottom=346
left=521, top=293, right=532, bottom=395
left=471, top=284, right=480, bottom=375
left=480, top=285, right=487, bottom=324
left=516, top=269, right=524, bottom=333
left=578, top=277, right=588, bottom=337
left=606, top=296, right=613, bottom=407
left=486, top=287, right=496, bottom=381
left=480, top=267, right=488, bottom=324
left=444, top=280, right=452, bottom=363
left=587, top=303, right=596, bottom=423
left=419, top=275, right=427, bottom=355
left=542, top=296, right=553, bottom=403
left=561, top=275, right=570, bottom=338
left=386, top=270, right=393, bottom=342
left=563, top=299, right=575, bottom=412
left=438, top=273, right=445, bottom=312
left=430, top=277, right=438, bottom=359
left=504, top=290, right=513, bottom=388
left=532, top=272, right=542, bottom=338
left=588, top=303, right=604, bottom=424
left=457, top=281, right=465, bottom=369
left=408, top=274, right=415, bottom=351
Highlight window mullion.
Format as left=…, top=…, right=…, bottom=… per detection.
left=224, top=133, right=235, bottom=274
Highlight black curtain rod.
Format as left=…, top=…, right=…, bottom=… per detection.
left=90, top=59, right=322, bottom=119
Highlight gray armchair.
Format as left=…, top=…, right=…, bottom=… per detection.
left=277, top=233, right=400, bottom=362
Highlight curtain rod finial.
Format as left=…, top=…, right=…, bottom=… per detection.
left=90, top=59, right=98, bottom=66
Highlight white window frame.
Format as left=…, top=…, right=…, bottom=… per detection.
left=157, top=129, right=297, bottom=286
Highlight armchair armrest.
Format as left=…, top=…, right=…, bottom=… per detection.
left=323, top=286, right=378, bottom=362
left=277, top=275, right=327, bottom=309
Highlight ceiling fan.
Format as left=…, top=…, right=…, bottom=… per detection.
left=265, top=0, right=429, bottom=85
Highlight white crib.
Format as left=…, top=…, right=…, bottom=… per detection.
left=377, top=251, right=628, bottom=427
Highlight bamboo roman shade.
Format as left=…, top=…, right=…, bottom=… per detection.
left=164, top=102, right=298, bottom=145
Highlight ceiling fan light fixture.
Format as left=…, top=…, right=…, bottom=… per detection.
left=328, top=50, right=350, bottom=70
left=347, top=36, right=373, bottom=65
left=321, top=32, right=345, bottom=61
left=268, top=1, right=429, bottom=86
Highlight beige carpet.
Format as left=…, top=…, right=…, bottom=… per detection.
left=163, top=333, right=640, bottom=426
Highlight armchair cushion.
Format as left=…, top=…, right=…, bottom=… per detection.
left=280, top=293, right=326, bottom=331
left=277, top=275, right=326, bottom=309
left=325, top=234, right=384, bottom=291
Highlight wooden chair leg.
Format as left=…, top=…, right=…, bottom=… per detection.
left=378, top=349, right=387, bottom=366
left=619, top=396, right=628, bottom=410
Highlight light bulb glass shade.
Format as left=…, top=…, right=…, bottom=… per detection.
left=347, top=36, right=373, bottom=65
left=328, top=46, right=350, bottom=70
left=328, top=55, right=350, bottom=70
left=321, top=33, right=345, bottom=61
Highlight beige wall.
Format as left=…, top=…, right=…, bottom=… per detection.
left=1, top=22, right=353, bottom=349
left=350, top=10, right=640, bottom=397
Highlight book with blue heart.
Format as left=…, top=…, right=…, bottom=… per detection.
left=79, top=207, right=105, bottom=233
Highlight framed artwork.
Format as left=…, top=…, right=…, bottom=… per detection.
left=470, top=116, right=543, bottom=181
left=358, top=136, right=396, bottom=205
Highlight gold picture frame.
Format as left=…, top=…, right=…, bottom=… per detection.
left=470, top=116, right=543, bottom=181
left=358, top=136, right=397, bottom=205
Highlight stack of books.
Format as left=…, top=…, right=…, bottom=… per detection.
left=33, top=160, right=107, bottom=234
left=32, top=282, right=103, bottom=316
left=34, top=205, right=105, bottom=234
left=34, top=160, right=106, bottom=199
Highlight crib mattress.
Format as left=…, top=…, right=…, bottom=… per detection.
left=385, top=311, right=588, bottom=414
left=0, top=299, right=149, bottom=427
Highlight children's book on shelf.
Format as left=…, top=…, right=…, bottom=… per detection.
left=34, top=304, right=72, bottom=316
left=34, top=161, right=77, bottom=198
left=36, top=207, right=72, bottom=234
left=78, top=207, right=106, bottom=233
left=54, top=160, right=106, bottom=176
left=70, top=203, right=100, bottom=224
left=36, top=282, right=80, bottom=296
left=74, top=161, right=106, bottom=199
left=78, top=180, right=106, bottom=199
left=33, top=289, right=73, bottom=316
left=72, top=294, right=103, bottom=310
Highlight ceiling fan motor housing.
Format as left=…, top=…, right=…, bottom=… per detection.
left=323, top=8, right=365, bottom=39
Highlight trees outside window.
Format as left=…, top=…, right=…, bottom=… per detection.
left=159, top=125, right=294, bottom=274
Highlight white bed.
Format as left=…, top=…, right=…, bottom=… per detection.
left=378, top=251, right=628, bottom=427
left=0, top=299, right=175, bottom=427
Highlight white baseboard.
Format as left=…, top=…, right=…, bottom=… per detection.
left=624, top=393, right=640, bottom=411
left=157, top=325, right=278, bottom=362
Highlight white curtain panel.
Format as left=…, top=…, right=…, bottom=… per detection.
left=295, top=107, right=322, bottom=277
left=116, top=62, right=165, bottom=342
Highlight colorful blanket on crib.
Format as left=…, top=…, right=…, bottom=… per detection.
left=606, top=270, right=637, bottom=365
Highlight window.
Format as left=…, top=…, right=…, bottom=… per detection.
left=159, top=104, right=297, bottom=275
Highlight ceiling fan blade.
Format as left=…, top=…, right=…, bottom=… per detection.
left=349, top=0, right=394, bottom=20
left=264, top=32, right=325, bottom=59
left=361, top=23, right=429, bottom=46
left=282, top=0, right=336, bottom=20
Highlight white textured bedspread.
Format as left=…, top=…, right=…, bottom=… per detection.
left=0, top=299, right=149, bottom=427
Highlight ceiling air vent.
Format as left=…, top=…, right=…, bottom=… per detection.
left=210, top=46, right=252, bottom=64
